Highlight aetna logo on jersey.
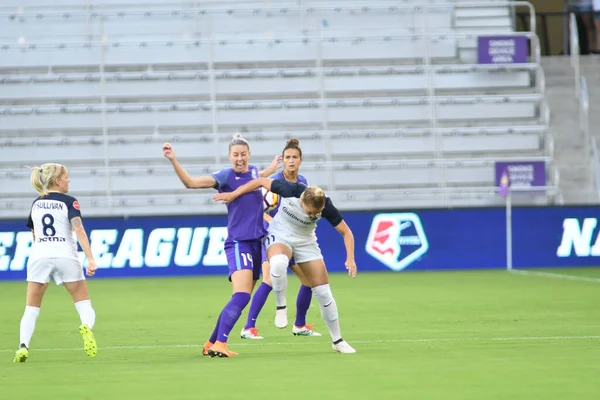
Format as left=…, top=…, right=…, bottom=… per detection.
left=37, top=237, right=66, bottom=243
left=365, top=213, right=429, bottom=271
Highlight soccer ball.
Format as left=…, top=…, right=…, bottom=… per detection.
left=262, top=187, right=280, bottom=212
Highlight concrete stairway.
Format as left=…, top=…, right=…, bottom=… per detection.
left=580, top=55, right=600, bottom=146
left=540, top=55, right=598, bottom=204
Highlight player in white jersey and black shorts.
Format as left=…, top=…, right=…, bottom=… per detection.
left=214, top=179, right=358, bottom=354
left=13, top=163, right=98, bottom=363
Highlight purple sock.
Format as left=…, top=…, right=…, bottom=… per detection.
left=244, top=282, right=272, bottom=329
left=294, top=285, right=313, bottom=327
left=208, top=310, right=223, bottom=344
left=217, top=292, right=251, bottom=343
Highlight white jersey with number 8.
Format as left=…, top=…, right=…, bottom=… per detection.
left=27, top=192, right=82, bottom=264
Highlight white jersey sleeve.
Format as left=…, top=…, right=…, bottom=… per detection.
left=27, top=193, right=82, bottom=263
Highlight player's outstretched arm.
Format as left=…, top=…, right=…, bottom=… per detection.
left=259, top=155, right=282, bottom=178
left=162, top=142, right=217, bottom=189
left=71, top=217, right=97, bottom=277
left=322, top=198, right=357, bottom=277
left=334, top=220, right=357, bottom=278
left=213, top=178, right=273, bottom=204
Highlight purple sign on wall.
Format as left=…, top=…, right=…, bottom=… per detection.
left=478, top=36, right=528, bottom=64
left=495, top=161, right=546, bottom=190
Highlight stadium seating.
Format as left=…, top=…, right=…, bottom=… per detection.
left=0, top=125, right=547, bottom=165
left=2, top=156, right=555, bottom=194
left=0, top=64, right=535, bottom=100
left=0, top=7, right=455, bottom=41
left=0, top=94, right=542, bottom=132
left=0, top=1, right=557, bottom=217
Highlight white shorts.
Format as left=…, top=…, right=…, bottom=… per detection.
left=263, top=232, right=323, bottom=264
left=27, top=258, right=85, bottom=286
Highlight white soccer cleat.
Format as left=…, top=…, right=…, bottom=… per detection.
left=275, top=307, right=288, bottom=329
left=292, top=324, right=322, bottom=337
left=332, top=340, right=356, bottom=354
left=240, top=327, right=264, bottom=340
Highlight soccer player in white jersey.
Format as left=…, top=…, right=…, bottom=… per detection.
left=13, top=163, right=98, bottom=363
left=241, top=138, right=321, bottom=339
left=214, top=180, right=358, bottom=354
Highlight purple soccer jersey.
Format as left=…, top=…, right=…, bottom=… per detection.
left=212, top=166, right=266, bottom=279
left=212, top=166, right=267, bottom=242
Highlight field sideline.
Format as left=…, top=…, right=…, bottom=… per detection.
left=1, top=269, right=599, bottom=400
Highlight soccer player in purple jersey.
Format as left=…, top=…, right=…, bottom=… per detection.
left=241, top=139, right=321, bottom=339
left=214, top=180, right=358, bottom=354
left=162, top=134, right=279, bottom=358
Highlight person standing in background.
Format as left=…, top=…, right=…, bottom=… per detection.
left=593, top=0, right=600, bottom=52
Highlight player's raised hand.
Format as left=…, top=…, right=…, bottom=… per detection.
left=270, top=154, right=283, bottom=170
left=213, top=192, right=237, bottom=204
left=86, top=259, right=98, bottom=277
left=162, top=142, right=176, bottom=160
left=345, top=259, right=357, bottom=278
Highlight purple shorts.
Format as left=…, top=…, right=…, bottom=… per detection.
left=224, top=239, right=262, bottom=281
left=261, top=242, right=296, bottom=268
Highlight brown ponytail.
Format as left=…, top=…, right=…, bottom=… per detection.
left=282, top=138, right=302, bottom=158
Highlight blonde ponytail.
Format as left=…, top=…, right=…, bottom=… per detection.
left=27, top=163, right=65, bottom=197
left=29, top=166, right=46, bottom=196
left=300, top=185, right=327, bottom=210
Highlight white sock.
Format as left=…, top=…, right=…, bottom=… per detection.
left=269, top=254, right=289, bottom=308
left=74, top=299, right=96, bottom=329
left=312, top=284, right=342, bottom=342
left=20, top=305, right=40, bottom=348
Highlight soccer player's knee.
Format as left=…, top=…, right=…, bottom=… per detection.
left=312, top=284, right=332, bottom=303
left=269, top=254, right=289, bottom=278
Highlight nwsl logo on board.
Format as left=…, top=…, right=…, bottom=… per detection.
left=365, top=213, right=429, bottom=271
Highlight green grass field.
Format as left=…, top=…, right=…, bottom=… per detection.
left=1, top=269, right=599, bottom=400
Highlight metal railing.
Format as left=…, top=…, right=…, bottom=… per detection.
left=570, top=13, right=581, bottom=100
